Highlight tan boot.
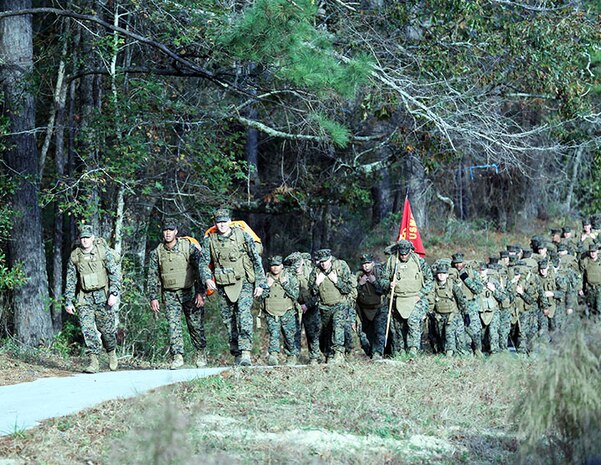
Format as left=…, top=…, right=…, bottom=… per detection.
left=195, top=349, right=207, bottom=368
left=371, top=353, right=383, bottom=361
left=108, top=350, right=118, bottom=371
left=286, top=355, right=297, bottom=366
left=84, top=354, right=99, bottom=374
left=445, top=350, right=454, bottom=357
left=267, top=353, right=279, bottom=366
left=170, top=354, right=184, bottom=370
left=308, top=358, right=320, bottom=366
left=329, top=352, right=344, bottom=365
left=474, top=349, right=484, bottom=358
left=239, top=350, right=252, bottom=367
left=408, top=347, right=418, bottom=357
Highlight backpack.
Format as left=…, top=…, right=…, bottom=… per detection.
left=204, top=220, right=263, bottom=255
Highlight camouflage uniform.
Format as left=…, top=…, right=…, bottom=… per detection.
left=509, top=263, right=545, bottom=353
left=478, top=268, right=506, bottom=354
left=261, top=258, right=300, bottom=357
left=308, top=250, right=354, bottom=358
left=355, top=258, right=390, bottom=358
left=147, top=237, right=206, bottom=356
left=65, top=232, right=121, bottom=356
left=490, top=262, right=512, bottom=351
left=200, top=217, right=266, bottom=358
left=537, top=262, right=567, bottom=335
left=580, top=246, right=601, bottom=318
left=556, top=256, right=580, bottom=323
left=286, top=253, right=321, bottom=362
left=430, top=265, right=467, bottom=355
left=579, top=219, right=597, bottom=255
left=450, top=254, right=483, bottom=354
left=385, top=241, right=434, bottom=355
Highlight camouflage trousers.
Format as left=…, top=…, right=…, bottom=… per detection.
left=497, top=309, right=512, bottom=351
left=319, top=302, right=348, bottom=356
left=390, top=297, right=429, bottom=353
left=163, top=289, right=205, bottom=355
left=432, top=312, right=465, bottom=354
left=295, top=305, right=321, bottom=360
left=357, top=305, right=388, bottom=357
left=480, top=311, right=500, bottom=353
left=217, top=282, right=255, bottom=356
left=463, top=300, right=483, bottom=352
left=344, top=304, right=356, bottom=354
left=265, top=309, right=299, bottom=356
left=77, top=290, right=116, bottom=355
left=537, top=305, right=562, bottom=338
left=585, top=284, right=601, bottom=318
left=511, top=310, right=535, bottom=354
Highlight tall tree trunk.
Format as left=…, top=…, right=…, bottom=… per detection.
left=405, top=153, right=429, bottom=230
left=371, top=168, right=392, bottom=226
left=0, top=0, right=53, bottom=345
left=565, top=146, right=582, bottom=212
left=50, top=21, right=71, bottom=332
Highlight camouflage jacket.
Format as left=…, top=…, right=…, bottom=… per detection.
left=65, top=243, right=121, bottom=307
left=384, top=252, right=434, bottom=300
left=308, top=257, right=354, bottom=299
left=147, top=238, right=203, bottom=301
left=261, top=269, right=300, bottom=302
left=199, top=228, right=266, bottom=288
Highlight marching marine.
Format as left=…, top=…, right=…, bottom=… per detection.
left=430, top=262, right=467, bottom=356
left=260, top=256, right=300, bottom=366
left=385, top=240, right=434, bottom=357
left=147, top=219, right=207, bottom=369
left=450, top=253, right=484, bottom=356
left=200, top=208, right=266, bottom=366
left=355, top=253, right=390, bottom=360
left=65, top=225, right=121, bottom=373
left=308, top=249, right=354, bottom=364
left=285, top=252, right=322, bottom=365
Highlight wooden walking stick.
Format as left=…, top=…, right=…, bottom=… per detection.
left=384, top=249, right=400, bottom=348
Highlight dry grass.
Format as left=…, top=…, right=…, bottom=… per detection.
left=1, top=354, right=529, bottom=465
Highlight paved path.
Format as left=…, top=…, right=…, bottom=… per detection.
left=0, top=367, right=227, bottom=436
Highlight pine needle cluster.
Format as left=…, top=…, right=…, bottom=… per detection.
left=220, top=0, right=371, bottom=98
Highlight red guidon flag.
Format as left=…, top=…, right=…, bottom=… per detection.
left=397, top=196, right=426, bottom=256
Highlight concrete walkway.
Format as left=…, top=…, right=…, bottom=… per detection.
left=0, top=367, right=227, bottom=436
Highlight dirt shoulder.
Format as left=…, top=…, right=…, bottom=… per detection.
left=0, top=353, right=75, bottom=387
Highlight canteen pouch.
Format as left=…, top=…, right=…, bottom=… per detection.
left=81, top=273, right=102, bottom=291
left=214, top=267, right=239, bottom=286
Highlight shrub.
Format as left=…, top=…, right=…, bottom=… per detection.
left=515, top=321, right=601, bottom=464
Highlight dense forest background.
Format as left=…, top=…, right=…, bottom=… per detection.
left=0, top=0, right=599, bottom=346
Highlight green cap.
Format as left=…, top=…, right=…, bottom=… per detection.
left=360, top=253, right=375, bottom=264
left=451, top=253, right=464, bottom=265
left=394, top=240, right=413, bottom=254
left=268, top=255, right=283, bottom=266
left=213, top=208, right=231, bottom=223
left=315, top=249, right=332, bottom=262
left=590, top=244, right=599, bottom=252
left=78, top=225, right=94, bottom=238
left=436, top=262, right=450, bottom=273
left=283, top=252, right=302, bottom=267
left=538, top=259, right=549, bottom=270
left=162, top=218, right=177, bottom=230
